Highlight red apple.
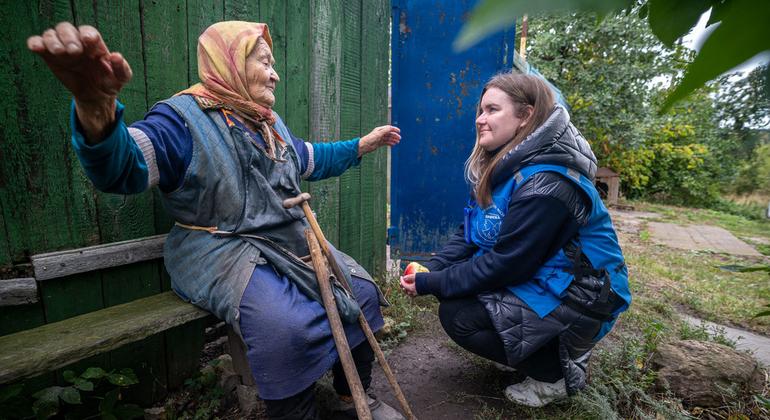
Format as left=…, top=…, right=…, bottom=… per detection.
left=403, top=262, right=429, bottom=276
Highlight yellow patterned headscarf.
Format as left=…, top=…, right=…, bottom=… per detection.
left=178, top=21, right=276, bottom=126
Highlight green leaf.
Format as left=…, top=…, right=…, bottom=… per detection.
left=32, top=387, right=65, bottom=419
left=648, top=0, right=709, bottom=47
left=107, top=373, right=139, bottom=387
left=0, top=383, right=24, bottom=403
left=114, top=403, right=145, bottom=420
left=662, top=0, right=770, bottom=110
left=100, top=389, right=120, bottom=414
left=62, top=370, right=77, bottom=383
left=637, top=2, right=649, bottom=19
left=81, top=367, right=107, bottom=379
left=753, top=310, right=770, bottom=318
left=32, top=386, right=64, bottom=404
left=32, top=399, right=59, bottom=420
left=73, top=378, right=94, bottom=392
left=453, top=0, right=632, bottom=51
left=59, top=387, right=81, bottom=405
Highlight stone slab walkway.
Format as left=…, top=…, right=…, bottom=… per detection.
left=647, top=222, right=762, bottom=256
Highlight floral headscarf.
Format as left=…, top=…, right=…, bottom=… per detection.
left=178, top=21, right=284, bottom=156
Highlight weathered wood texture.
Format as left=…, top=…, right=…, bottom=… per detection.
left=0, top=278, right=38, bottom=306
left=0, top=291, right=208, bottom=384
left=31, top=235, right=166, bottom=281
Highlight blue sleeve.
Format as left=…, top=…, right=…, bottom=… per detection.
left=71, top=100, right=193, bottom=194
left=71, top=100, right=149, bottom=194
left=130, top=104, right=193, bottom=193
left=415, top=178, right=584, bottom=298
left=306, top=138, right=362, bottom=181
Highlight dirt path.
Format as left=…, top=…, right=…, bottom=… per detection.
left=370, top=312, right=516, bottom=419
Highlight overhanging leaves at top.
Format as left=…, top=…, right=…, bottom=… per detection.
left=453, top=0, right=633, bottom=51
left=647, top=0, right=708, bottom=47
left=454, top=0, right=770, bottom=110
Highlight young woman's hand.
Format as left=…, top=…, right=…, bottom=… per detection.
left=358, top=125, right=401, bottom=157
left=28, top=22, right=132, bottom=143
left=400, top=274, right=417, bottom=297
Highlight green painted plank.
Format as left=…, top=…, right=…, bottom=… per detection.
left=109, top=334, right=167, bottom=405
left=38, top=273, right=103, bottom=322
left=164, top=318, right=207, bottom=390
left=309, top=0, right=342, bottom=245
left=0, top=1, right=100, bottom=263
left=360, top=0, right=390, bottom=277
left=187, top=0, right=225, bottom=86
left=0, top=291, right=208, bottom=384
left=0, top=201, right=11, bottom=267
left=0, top=302, right=45, bottom=336
left=101, top=263, right=163, bottom=307
left=285, top=0, right=310, bottom=197
left=141, top=0, right=189, bottom=234
left=224, top=0, right=258, bottom=20
left=371, top=0, right=390, bottom=278
left=338, top=0, right=363, bottom=263
left=74, top=0, right=162, bottom=311
left=260, top=0, right=287, bottom=119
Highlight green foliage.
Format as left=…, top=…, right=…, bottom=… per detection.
left=526, top=11, right=727, bottom=205
left=732, top=143, right=770, bottom=194
left=0, top=367, right=142, bottom=420
left=455, top=0, right=770, bottom=111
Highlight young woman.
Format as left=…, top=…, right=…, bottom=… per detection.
left=400, top=73, right=631, bottom=407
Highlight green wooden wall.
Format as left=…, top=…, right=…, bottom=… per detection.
left=0, top=0, right=390, bottom=401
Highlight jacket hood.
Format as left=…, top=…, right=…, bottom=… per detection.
left=491, top=104, right=597, bottom=188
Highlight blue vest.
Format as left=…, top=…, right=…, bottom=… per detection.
left=468, top=164, right=631, bottom=340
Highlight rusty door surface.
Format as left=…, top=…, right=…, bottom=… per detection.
left=390, top=0, right=516, bottom=260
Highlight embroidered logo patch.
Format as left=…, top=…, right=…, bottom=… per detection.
left=478, top=205, right=505, bottom=243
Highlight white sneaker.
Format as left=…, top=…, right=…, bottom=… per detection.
left=504, top=377, right=568, bottom=407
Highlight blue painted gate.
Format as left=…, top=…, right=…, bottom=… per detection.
left=389, top=0, right=517, bottom=260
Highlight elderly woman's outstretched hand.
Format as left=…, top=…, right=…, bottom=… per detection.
left=27, top=22, right=132, bottom=143
left=358, top=125, right=401, bottom=157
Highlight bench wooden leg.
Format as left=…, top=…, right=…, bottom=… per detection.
left=226, top=325, right=255, bottom=386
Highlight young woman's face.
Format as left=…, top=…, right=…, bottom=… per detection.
left=476, top=87, right=528, bottom=152
left=246, top=38, right=280, bottom=106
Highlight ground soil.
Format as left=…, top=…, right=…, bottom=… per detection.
left=369, top=311, right=518, bottom=419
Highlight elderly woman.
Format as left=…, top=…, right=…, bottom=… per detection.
left=400, top=73, right=630, bottom=407
left=29, top=21, right=402, bottom=420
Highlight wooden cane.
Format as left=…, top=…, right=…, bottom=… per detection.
left=284, top=193, right=417, bottom=420
left=304, top=229, right=372, bottom=420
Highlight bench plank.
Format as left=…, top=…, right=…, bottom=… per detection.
left=0, top=278, right=38, bottom=306
left=31, top=235, right=166, bottom=281
left=0, top=291, right=208, bottom=384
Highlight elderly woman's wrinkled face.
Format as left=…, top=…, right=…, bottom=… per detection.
left=246, top=38, right=280, bottom=106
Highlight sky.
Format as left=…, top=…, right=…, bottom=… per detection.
left=683, top=10, right=769, bottom=74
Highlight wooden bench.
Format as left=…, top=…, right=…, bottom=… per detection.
left=0, top=235, right=254, bottom=393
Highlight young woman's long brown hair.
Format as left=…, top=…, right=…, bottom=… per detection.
left=464, top=73, right=556, bottom=208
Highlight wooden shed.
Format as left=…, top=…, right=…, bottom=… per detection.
left=595, top=167, right=620, bottom=206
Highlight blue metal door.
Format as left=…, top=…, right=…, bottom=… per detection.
left=390, top=0, right=516, bottom=260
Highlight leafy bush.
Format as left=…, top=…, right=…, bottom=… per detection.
left=732, top=143, right=770, bottom=195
